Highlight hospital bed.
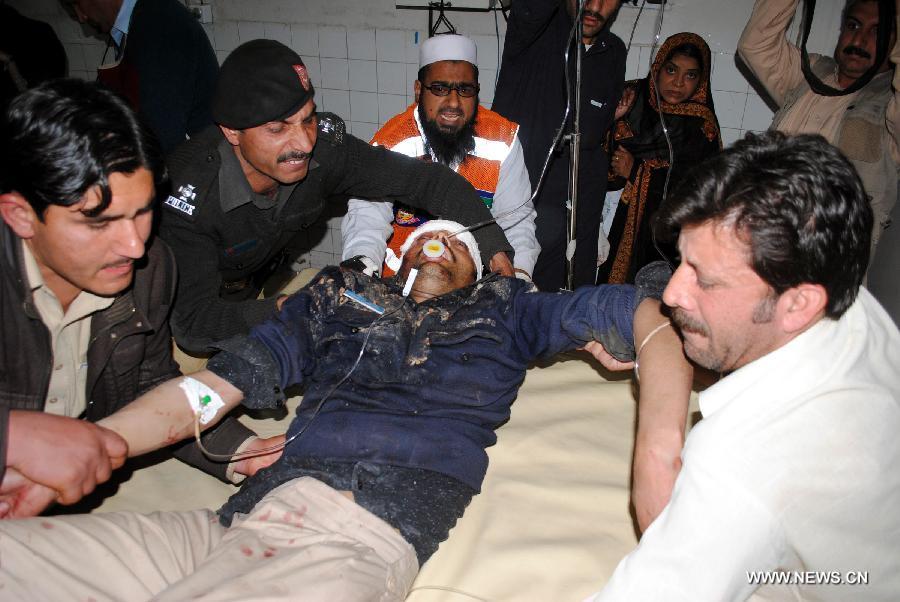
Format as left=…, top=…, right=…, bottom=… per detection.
left=85, top=353, right=698, bottom=601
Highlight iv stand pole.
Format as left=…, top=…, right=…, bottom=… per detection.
left=565, top=4, right=584, bottom=291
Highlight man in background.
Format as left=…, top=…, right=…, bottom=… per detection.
left=65, top=0, right=219, bottom=152
left=738, top=0, right=899, bottom=254
left=493, top=0, right=626, bottom=290
left=342, top=33, right=539, bottom=280
left=0, top=4, right=66, bottom=110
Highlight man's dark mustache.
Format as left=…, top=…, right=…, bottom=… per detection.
left=843, top=45, right=871, bottom=59
left=102, top=259, right=134, bottom=270
left=671, top=308, right=709, bottom=337
left=583, top=10, right=605, bottom=24
left=277, top=151, right=312, bottom=163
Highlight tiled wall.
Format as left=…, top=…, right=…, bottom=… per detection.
left=7, top=0, right=844, bottom=268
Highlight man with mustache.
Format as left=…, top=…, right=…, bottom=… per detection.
left=0, top=218, right=683, bottom=600
left=342, top=34, right=540, bottom=281
left=738, top=0, right=899, bottom=256
left=493, top=0, right=626, bottom=291
left=160, top=39, right=514, bottom=359
left=586, top=131, right=900, bottom=600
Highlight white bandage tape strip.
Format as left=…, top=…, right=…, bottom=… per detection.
left=385, top=248, right=402, bottom=272
left=178, top=377, right=226, bottom=425
left=402, top=268, right=418, bottom=297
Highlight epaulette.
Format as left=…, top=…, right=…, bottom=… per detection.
left=317, top=112, right=346, bottom=146
left=162, top=136, right=221, bottom=223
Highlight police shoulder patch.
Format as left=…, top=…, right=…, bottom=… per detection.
left=164, top=183, right=199, bottom=218
left=317, top=112, right=346, bottom=146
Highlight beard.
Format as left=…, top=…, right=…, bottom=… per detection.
left=418, top=102, right=478, bottom=167
left=670, top=292, right=777, bottom=373
left=672, top=310, right=722, bottom=372
left=751, top=292, right=777, bottom=324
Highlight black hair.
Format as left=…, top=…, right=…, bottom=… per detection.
left=417, top=62, right=481, bottom=86
left=416, top=102, right=478, bottom=166
left=654, top=131, right=872, bottom=318
left=0, top=78, right=165, bottom=220
left=842, top=0, right=897, bottom=36
left=664, top=42, right=705, bottom=74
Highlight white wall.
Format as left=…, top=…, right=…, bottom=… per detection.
left=7, top=0, right=846, bottom=268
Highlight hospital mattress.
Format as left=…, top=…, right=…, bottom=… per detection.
left=91, top=356, right=670, bottom=601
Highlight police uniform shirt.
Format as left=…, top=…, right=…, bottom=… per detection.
left=217, top=137, right=300, bottom=215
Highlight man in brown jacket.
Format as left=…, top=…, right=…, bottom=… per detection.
left=0, top=79, right=277, bottom=516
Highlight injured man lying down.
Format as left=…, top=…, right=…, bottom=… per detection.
left=0, top=219, right=679, bottom=601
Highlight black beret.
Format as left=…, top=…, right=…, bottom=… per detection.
left=212, top=39, right=315, bottom=130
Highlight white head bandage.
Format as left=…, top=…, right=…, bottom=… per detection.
left=419, top=34, right=478, bottom=69
left=398, top=219, right=483, bottom=280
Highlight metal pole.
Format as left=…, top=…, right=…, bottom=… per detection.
left=565, top=3, right=584, bottom=291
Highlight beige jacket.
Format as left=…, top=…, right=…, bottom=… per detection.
left=738, top=0, right=900, bottom=252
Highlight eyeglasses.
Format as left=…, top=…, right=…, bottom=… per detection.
left=422, top=82, right=480, bottom=98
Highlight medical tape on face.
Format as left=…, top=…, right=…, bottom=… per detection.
left=402, top=268, right=418, bottom=297
left=178, top=377, right=226, bottom=425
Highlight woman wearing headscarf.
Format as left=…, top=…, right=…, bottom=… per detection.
left=599, top=32, right=722, bottom=284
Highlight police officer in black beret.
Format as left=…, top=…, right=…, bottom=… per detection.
left=161, top=39, right=514, bottom=353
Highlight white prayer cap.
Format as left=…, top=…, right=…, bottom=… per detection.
left=419, top=34, right=478, bottom=69
left=399, top=219, right=482, bottom=280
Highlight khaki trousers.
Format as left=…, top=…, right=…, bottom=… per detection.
left=0, top=477, right=418, bottom=601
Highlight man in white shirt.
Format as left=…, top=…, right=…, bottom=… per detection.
left=341, top=34, right=539, bottom=280
left=589, top=131, right=900, bottom=601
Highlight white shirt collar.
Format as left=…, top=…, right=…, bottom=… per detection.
left=697, top=306, right=845, bottom=419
